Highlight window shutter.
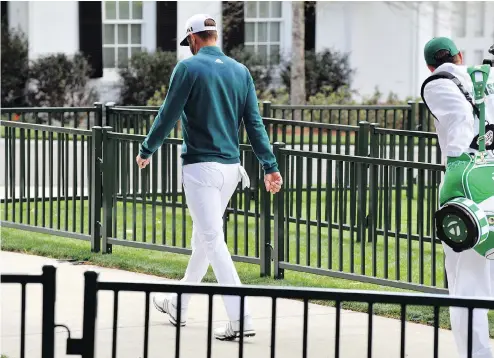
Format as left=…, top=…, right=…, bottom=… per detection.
left=156, top=1, right=177, bottom=52
left=222, top=1, right=244, bottom=54
left=1, top=1, right=8, bottom=25
left=79, top=1, right=103, bottom=78
left=305, top=1, right=316, bottom=52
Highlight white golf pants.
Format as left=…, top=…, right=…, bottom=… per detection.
left=442, top=243, right=494, bottom=358
left=174, top=161, right=250, bottom=322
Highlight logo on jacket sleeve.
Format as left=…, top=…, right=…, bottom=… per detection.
left=215, top=59, right=224, bottom=64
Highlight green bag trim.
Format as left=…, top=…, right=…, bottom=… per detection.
left=467, top=65, right=491, bottom=153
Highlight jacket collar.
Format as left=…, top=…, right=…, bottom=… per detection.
left=198, top=46, right=224, bottom=56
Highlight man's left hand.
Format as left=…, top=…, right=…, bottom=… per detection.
left=136, top=155, right=150, bottom=169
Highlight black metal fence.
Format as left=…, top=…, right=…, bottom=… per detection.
left=1, top=121, right=94, bottom=243
left=2, top=265, right=493, bottom=358
left=104, top=107, right=441, bottom=165
left=268, top=101, right=437, bottom=132
left=2, top=103, right=442, bottom=165
left=1, top=119, right=447, bottom=293
left=273, top=147, right=445, bottom=293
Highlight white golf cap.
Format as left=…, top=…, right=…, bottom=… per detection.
left=180, top=14, right=217, bottom=46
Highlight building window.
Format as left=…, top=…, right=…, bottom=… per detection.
left=244, top=1, right=282, bottom=65
left=453, top=2, right=466, bottom=38
left=473, top=1, right=485, bottom=37
left=102, top=1, right=143, bottom=69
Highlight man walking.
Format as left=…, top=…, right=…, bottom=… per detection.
left=421, top=37, right=494, bottom=358
left=135, top=14, right=283, bottom=340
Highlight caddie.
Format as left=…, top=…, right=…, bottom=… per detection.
left=421, top=37, right=494, bottom=358
left=135, top=14, right=283, bottom=341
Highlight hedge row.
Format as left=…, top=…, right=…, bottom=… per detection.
left=2, top=20, right=409, bottom=109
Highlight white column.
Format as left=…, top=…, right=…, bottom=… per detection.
left=281, top=0, right=292, bottom=60
left=8, top=1, right=29, bottom=37
left=142, top=1, right=156, bottom=53
left=28, top=1, right=79, bottom=59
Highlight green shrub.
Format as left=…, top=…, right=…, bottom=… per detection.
left=281, top=49, right=354, bottom=100
left=27, top=53, right=96, bottom=108
left=146, top=85, right=167, bottom=107
left=119, top=50, right=176, bottom=106
left=262, top=85, right=417, bottom=128
left=1, top=20, right=29, bottom=107
left=258, top=87, right=290, bottom=105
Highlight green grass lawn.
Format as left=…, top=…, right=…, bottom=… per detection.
left=2, top=189, right=493, bottom=337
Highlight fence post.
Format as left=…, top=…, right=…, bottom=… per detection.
left=260, top=168, right=272, bottom=277
left=41, top=265, right=56, bottom=358
left=356, top=122, right=370, bottom=244
left=90, top=127, right=103, bottom=253
left=262, top=101, right=272, bottom=118
left=101, top=126, right=114, bottom=254
left=420, top=102, right=432, bottom=132
left=273, top=142, right=286, bottom=280
left=93, top=102, right=103, bottom=127
left=104, top=102, right=115, bottom=127
left=368, top=124, right=380, bottom=245
left=407, top=101, right=416, bottom=131
left=369, top=123, right=380, bottom=158
left=357, top=121, right=370, bottom=157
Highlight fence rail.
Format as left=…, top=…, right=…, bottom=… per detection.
left=2, top=265, right=493, bottom=358
left=1, top=104, right=102, bottom=129
left=1, top=120, right=447, bottom=292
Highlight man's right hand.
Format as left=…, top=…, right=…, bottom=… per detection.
left=264, top=172, right=283, bottom=194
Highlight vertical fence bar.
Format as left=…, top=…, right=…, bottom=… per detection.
left=80, top=132, right=86, bottom=234
left=295, top=156, right=302, bottom=265
left=20, top=283, right=26, bottom=358
left=42, top=130, right=46, bottom=226
left=41, top=265, right=56, bottom=358
left=273, top=143, right=286, bottom=279
left=260, top=165, right=272, bottom=277
left=64, top=133, right=70, bottom=230
left=81, top=271, right=98, bottom=358
left=4, top=125, right=8, bottom=221
left=395, top=167, right=402, bottom=280
left=11, top=126, right=16, bottom=222
left=72, top=133, right=78, bottom=232
left=19, top=128, right=25, bottom=223
left=27, top=128, right=31, bottom=225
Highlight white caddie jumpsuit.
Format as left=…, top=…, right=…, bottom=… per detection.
left=423, top=62, right=494, bottom=358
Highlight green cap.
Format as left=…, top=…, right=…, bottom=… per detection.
left=424, top=37, right=460, bottom=66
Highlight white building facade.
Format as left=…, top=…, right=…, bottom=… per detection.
left=3, top=1, right=494, bottom=103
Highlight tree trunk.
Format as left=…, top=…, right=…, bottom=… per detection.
left=291, top=1, right=306, bottom=120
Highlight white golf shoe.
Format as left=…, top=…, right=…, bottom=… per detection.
left=152, top=294, right=187, bottom=327
left=214, top=317, right=256, bottom=341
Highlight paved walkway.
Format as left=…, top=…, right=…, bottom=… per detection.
left=1, top=251, right=491, bottom=358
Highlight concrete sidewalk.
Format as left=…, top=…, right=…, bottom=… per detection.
left=1, top=251, right=491, bottom=358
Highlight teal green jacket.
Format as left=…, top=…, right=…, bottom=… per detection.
left=139, top=46, right=278, bottom=174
